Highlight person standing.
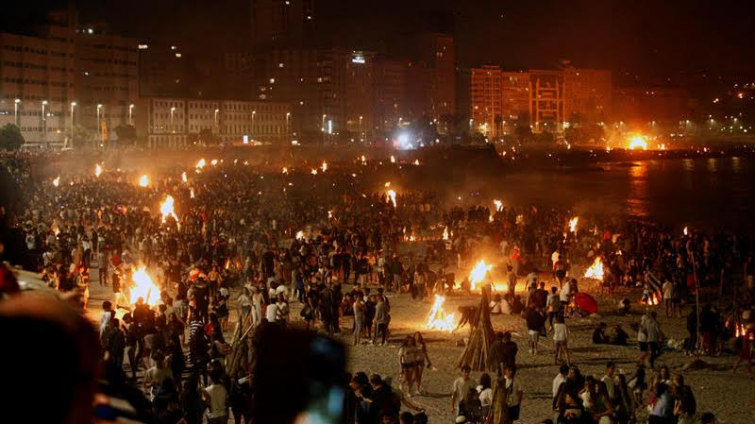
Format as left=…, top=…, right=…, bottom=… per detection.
left=600, top=362, right=616, bottom=401
left=374, top=295, right=390, bottom=345
left=502, top=365, right=523, bottom=424
left=451, top=365, right=477, bottom=415
left=98, top=250, right=108, bottom=286
left=525, top=305, right=546, bottom=355
left=203, top=368, right=229, bottom=424
left=353, top=294, right=365, bottom=345
left=671, top=374, right=696, bottom=424
left=553, top=312, right=571, bottom=365
left=646, top=312, right=663, bottom=369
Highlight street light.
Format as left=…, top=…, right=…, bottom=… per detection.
left=359, top=115, right=363, bottom=141
left=170, top=106, right=176, bottom=132
left=96, top=104, right=104, bottom=147
left=69, top=102, right=77, bottom=149
left=41, top=100, right=48, bottom=141
left=129, top=104, right=135, bottom=125
left=214, top=108, right=219, bottom=133
left=286, top=112, right=291, bottom=141
left=14, top=99, right=20, bottom=126
left=321, top=114, right=326, bottom=132
left=252, top=110, right=256, bottom=141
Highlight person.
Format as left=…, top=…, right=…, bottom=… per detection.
left=363, top=374, right=398, bottom=424
left=637, top=313, right=651, bottom=367
left=398, top=336, right=417, bottom=395
left=458, top=387, right=483, bottom=423
left=587, top=380, right=614, bottom=424
left=649, top=383, right=673, bottom=424
left=614, top=374, right=635, bottom=424
left=671, top=374, right=696, bottom=424
left=610, top=324, right=629, bottom=346
left=553, top=312, right=571, bottom=365
left=143, top=352, right=174, bottom=401
left=546, top=286, right=560, bottom=331
left=502, top=365, right=523, bottom=424
left=353, top=294, right=365, bottom=345
left=374, top=295, right=390, bottom=345
left=700, top=412, right=718, bottom=424
left=526, top=305, right=546, bottom=354
left=478, top=373, right=494, bottom=418
left=452, top=365, right=477, bottom=415
left=592, top=322, right=610, bottom=344
left=203, top=367, right=229, bottom=424
left=490, top=369, right=511, bottom=424
left=489, top=332, right=505, bottom=372
left=601, top=361, right=616, bottom=400
left=412, top=332, right=432, bottom=395
left=646, top=312, right=664, bottom=369
left=275, top=292, right=289, bottom=327
left=553, top=364, right=570, bottom=400
left=663, top=277, right=676, bottom=318
left=499, top=331, right=519, bottom=371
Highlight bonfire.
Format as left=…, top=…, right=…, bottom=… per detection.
left=387, top=190, right=397, bottom=207
left=196, top=158, right=206, bottom=170
left=95, top=164, right=102, bottom=178
left=159, top=195, right=178, bottom=224
left=569, top=217, right=579, bottom=233
left=52, top=176, right=60, bottom=187
left=493, top=199, right=503, bottom=212
left=583, top=257, right=604, bottom=280
left=469, top=260, right=493, bottom=291
left=181, top=172, right=188, bottom=183
left=130, top=265, right=160, bottom=306
left=138, top=175, right=149, bottom=187
left=425, top=295, right=455, bottom=332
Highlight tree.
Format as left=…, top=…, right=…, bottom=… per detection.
left=114, top=124, right=137, bottom=144
left=0, top=124, right=25, bottom=151
left=67, top=125, right=92, bottom=149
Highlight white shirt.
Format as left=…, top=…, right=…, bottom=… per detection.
left=504, top=376, right=523, bottom=406
left=265, top=303, right=279, bottom=322
left=553, top=322, right=568, bottom=342
left=205, top=384, right=228, bottom=418
left=478, top=386, right=493, bottom=407
left=553, top=373, right=566, bottom=398
left=559, top=284, right=572, bottom=303
left=551, top=251, right=560, bottom=266
left=601, top=375, right=616, bottom=399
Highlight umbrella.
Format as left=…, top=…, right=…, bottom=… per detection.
left=574, top=292, right=598, bottom=315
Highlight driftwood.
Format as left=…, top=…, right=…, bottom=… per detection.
left=456, top=288, right=495, bottom=370
left=225, top=309, right=254, bottom=377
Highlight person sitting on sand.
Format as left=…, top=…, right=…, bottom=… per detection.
left=618, top=298, right=631, bottom=315
left=611, top=325, right=630, bottom=346
left=592, top=322, right=610, bottom=344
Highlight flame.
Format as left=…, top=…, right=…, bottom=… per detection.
left=328, top=210, right=333, bottom=219
left=425, top=295, right=455, bottom=332
left=469, top=260, right=493, bottom=290
left=196, top=158, right=206, bottom=169
left=683, top=226, right=688, bottom=236
left=210, top=159, right=218, bottom=166
left=159, top=195, right=178, bottom=224
left=130, top=265, right=160, bottom=306
left=311, top=168, right=318, bottom=175
left=442, top=226, right=449, bottom=240
left=95, top=164, right=102, bottom=178
left=138, top=175, right=149, bottom=187
left=181, top=172, right=188, bottom=183
left=295, top=230, right=304, bottom=240
left=321, top=161, right=328, bottom=172
left=640, top=290, right=662, bottom=306
left=387, top=189, right=397, bottom=207
left=629, top=136, right=648, bottom=150
left=282, top=167, right=289, bottom=174
left=735, top=322, right=747, bottom=338
left=583, top=257, right=604, bottom=280
left=493, top=199, right=503, bottom=211
left=414, top=159, right=420, bottom=165
left=52, top=224, right=60, bottom=236
left=361, top=155, right=367, bottom=165
left=390, top=155, right=396, bottom=163
left=384, top=182, right=391, bottom=188
left=190, top=188, right=195, bottom=199
left=52, top=176, right=60, bottom=187
left=489, top=213, right=494, bottom=223
left=569, top=217, right=579, bottom=233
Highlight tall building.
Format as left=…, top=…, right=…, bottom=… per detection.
left=374, top=56, right=406, bottom=133
left=416, top=33, right=455, bottom=119
left=344, top=51, right=374, bottom=141
left=0, top=23, right=75, bottom=147
left=405, top=60, right=433, bottom=122
left=250, top=0, right=316, bottom=50
left=563, top=67, right=612, bottom=125
left=74, top=29, right=139, bottom=145
left=138, top=42, right=190, bottom=98
left=529, top=70, right=564, bottom=132
left=469, top=66, right=502, bottom=137
left=500, top=71, right=530, bottom=130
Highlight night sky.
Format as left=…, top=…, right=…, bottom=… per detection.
left=4, top=0, right=755, bottom=79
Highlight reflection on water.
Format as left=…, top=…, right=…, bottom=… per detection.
left=498, top=157, right=755, bottom=231
left=628, top=161, right=649, bottom=217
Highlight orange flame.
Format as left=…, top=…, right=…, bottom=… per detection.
left=159, top=195, right=178, bottom=224
left=569, top=217, right=579, bottom=233
left=425, top=295, right=455, bottom=332
left=442, top=226, right=449, bottom=240
left=361, top=155, right=367, bottom=165
left=584, top=257, right=604, bottom=280
left=386, top=189, right=397, bottom=207
left=138, top=175, right=149, bottom=187
left=311, top=168, right=318, bottom=175
left=130, top=265, right=160, bottom=306
left=413, top=159, right=420, bottom=165
left=390, top=155, right=396, bottom=163
left=493, top=199, right=503, bottom=212
left=469, top=260, right=493, bottom=291
left=52, top=176, right=60, bottom=187
left=282, top=167, right=289, bottom=174
left=321, top=161, right=328, bottom=172
left=95, top=164, right=102, bottom=178
left=181, top=171, right=188, bottom=183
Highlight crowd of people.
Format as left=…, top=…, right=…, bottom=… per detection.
left=0, top=149, right=749, bottom=424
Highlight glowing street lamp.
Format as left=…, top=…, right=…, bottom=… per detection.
left=129, top=104, right=135, bottom=125
left=14, top=99, right=20, bottom=126
left=252, top=110, right=256, bottom=141
left=286, top=112, right=291, bottom=139
left=41, top=100, right=48, bottom=139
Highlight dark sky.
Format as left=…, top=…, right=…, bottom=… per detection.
left=5, top=0, right=755, bottom=78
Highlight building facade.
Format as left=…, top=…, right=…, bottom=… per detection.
left=374, top=56, right=407, bottom=134
left=416, top=33, right=455, bottom=120
left=139, top=97, right=290, bottom=148
left=0, top=25, right=75, bottom=147
left=563, top=67, right=612, bottom=125
left=74, top=31, right=139, bottom=146
left=469, top=66, right=502, bottom=137
left=529, top=70, right=564, bottom=133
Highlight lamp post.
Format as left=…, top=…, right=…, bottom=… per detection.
left=170, top=107, right=176, bottom=130
left=214, top=108, right=219, bottom=134
left=97, top=104, right=103, bottom=148
left=129, top=104, right=134, bottom=126
left=41, top=100, right=48, bottom=142
left=321, top=114, right=326, bottom=132
left=286, top=112, right=291, bottom=142
left=359, top=115, right=363, bottom=141
left=252, top=110, right=256, bottom=142
left=69, top=102, right=77, bottom=149
left=14, top=99, right=20, bottom=126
